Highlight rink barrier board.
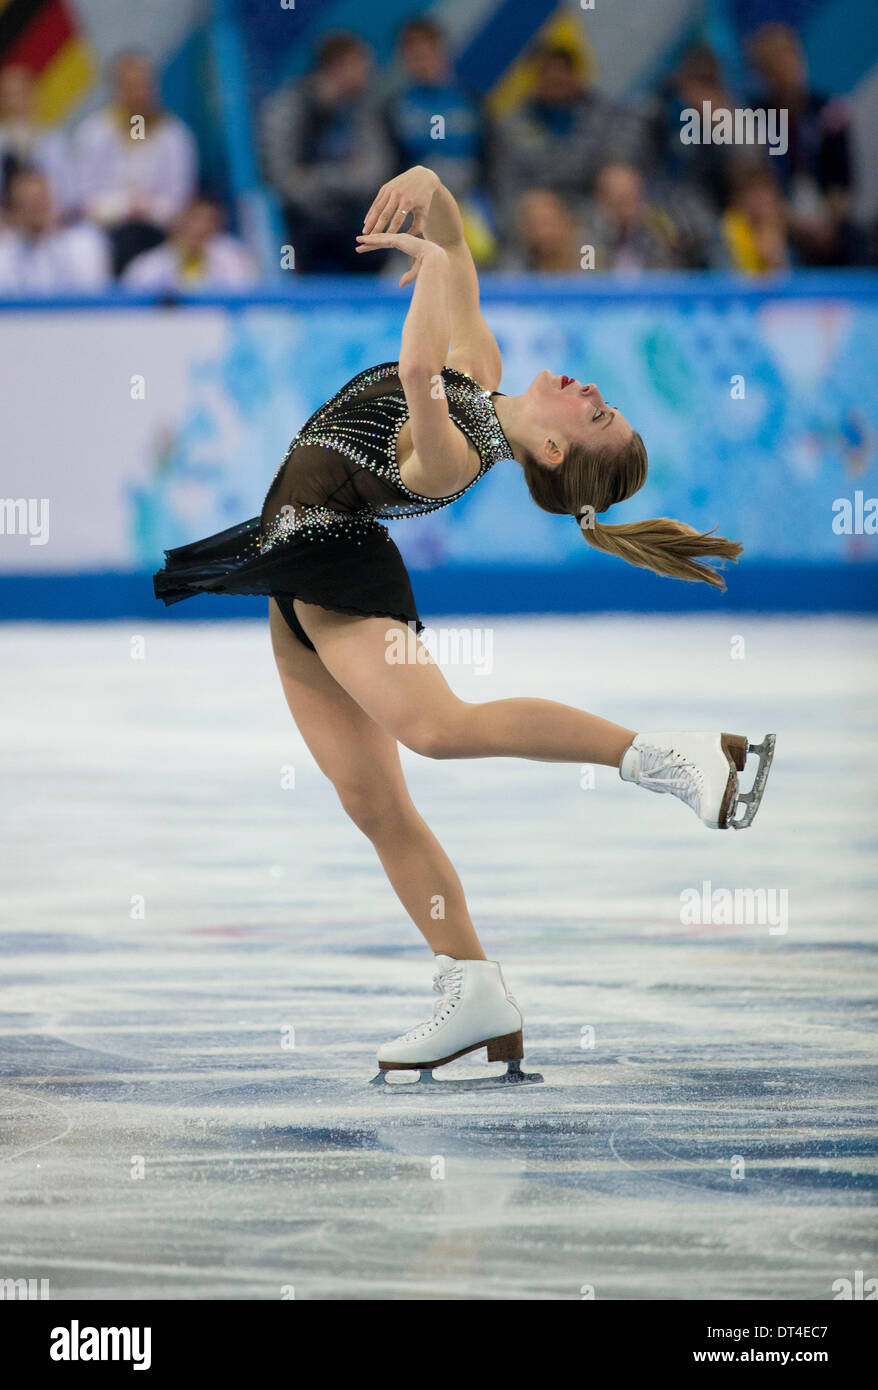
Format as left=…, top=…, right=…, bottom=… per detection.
left=1, top=562, right=876, bottom=620
left=1, top=270, right=878, bottom=310
left=3, top=272, right=872, bottom=597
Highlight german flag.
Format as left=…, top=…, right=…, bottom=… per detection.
left=0, top=0, right=95, bottom=124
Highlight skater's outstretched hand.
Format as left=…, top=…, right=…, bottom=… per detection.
left=362, top=166, right=440, bottom=237
left=362, top=168, right=501, bottom=393
left=356, top=231, right=446, bottom=288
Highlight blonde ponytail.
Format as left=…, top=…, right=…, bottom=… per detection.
left=582, top=516, right=742, bottom=590
left=521, top=430, right=742, bottom=591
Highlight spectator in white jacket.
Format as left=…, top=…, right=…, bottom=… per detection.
left=0, top=168, right=110, bottom=291
left=123, top=198, right=257, bottom=290
left=0, top=65, right=75, bottom=216
left=73, top=51, right=198, bottom=275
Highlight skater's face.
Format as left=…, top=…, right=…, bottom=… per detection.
left=526, top=370, right=633, bottom=466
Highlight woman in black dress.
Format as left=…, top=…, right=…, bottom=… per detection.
left=155, top=166, right=773, bottom=1086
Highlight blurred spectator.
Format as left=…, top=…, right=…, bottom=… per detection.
left=492, top=44, right=646, bottom=229
left=73, top=51, right=198, bottom=276
left=0, top=169, right=110, bottom=291
left=497, top=189, right=582, bottom=272
left=583, top=163, right=682, bottom=273
left=0, top=65, right=75, bottom=217
left=261, top=32, right=393, bottom=274
left=384, top=18, right=484, bottom=199
left=646, top=44, right=738, bottom=214
left=747, top=23, right=860, bottom=265
left=122, top=198, right=257, bottom=290
left=721, top=165, right=791, bottom=274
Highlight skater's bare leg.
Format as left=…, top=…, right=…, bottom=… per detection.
left=269, top=600, right=486, bottom=959
left=293, top=603, right=636, bottom=766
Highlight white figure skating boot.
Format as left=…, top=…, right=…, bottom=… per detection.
left=620, top=730, right=776, bottom=829
left=371, top=954, right=543, bottom=1089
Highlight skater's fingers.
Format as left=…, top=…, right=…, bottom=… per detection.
left=363, top=188, right=392, bottom=234
left=398, top=264, right=418, bottom=287
left=379, top=198, right=404, bottom=233
left=357, top=232, right=427, bottom=262
left=370, top=194, right=396, bottom=233
left=387, top=202, right=413, bottom=234
left=355, top=232, right=400, bottom=253
left=356, top=231, right=405, bottom=246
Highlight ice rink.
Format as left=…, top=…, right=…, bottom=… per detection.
left=2, top=613, right=876, bottom=1301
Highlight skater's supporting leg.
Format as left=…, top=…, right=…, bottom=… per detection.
left=269, top=600, right=486, bottom=959
left=293, top=603, right=636, bottom=766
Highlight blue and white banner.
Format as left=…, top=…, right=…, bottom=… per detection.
left=2, top=280, right=877, bottom=581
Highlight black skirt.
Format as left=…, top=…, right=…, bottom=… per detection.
left=152, top=515, right=423, bottom=653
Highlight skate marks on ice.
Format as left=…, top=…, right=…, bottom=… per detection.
left=2, top=950, right=874, bottom=1300
left=0, top=1085, right=74, bottom=1166
left=0, top=617, right=876, bottom=1299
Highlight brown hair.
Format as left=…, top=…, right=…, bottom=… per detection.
left=315, top=32, right=365, bottom=71
left=399, top=17, right=444, bottom=44
left=521, top=432, right=742, bottom=590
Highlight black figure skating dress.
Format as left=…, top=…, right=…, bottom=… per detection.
left=153, top=362, right=513, bottom=650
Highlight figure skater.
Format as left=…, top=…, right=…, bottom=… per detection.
left=154, top=166, right=775, bottom=1088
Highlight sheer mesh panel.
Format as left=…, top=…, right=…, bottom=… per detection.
left=260, top=372, right=415, bottom=533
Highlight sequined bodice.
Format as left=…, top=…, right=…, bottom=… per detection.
left=260, top=362, right=512, bottom=551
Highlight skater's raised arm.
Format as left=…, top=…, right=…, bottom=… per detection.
left=356, top=228, right=472, bottom=494
left=362, top=166, right=501, bottom=391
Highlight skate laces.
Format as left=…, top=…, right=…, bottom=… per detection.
left=431, top=963, right=464, bottom=1017
left=396, top=964, right=463, bottom=1043
left=638, top=742, right=704, bottom=812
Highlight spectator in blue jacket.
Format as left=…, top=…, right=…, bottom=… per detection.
left=384, top=18, right=484, bottom=200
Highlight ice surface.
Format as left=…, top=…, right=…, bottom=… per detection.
left=1, top=614, right=876, bottom=1300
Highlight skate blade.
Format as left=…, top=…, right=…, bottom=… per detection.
left=728, top=733, right=776, bottom=830
left=369, top=1059, right=544, bottom=1092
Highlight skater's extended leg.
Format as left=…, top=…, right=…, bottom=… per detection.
left=292, top=603, right=636, bottom=765
left=294, top=605, right=775, bottom=832
left=269, top=600, right=486, bottom=958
